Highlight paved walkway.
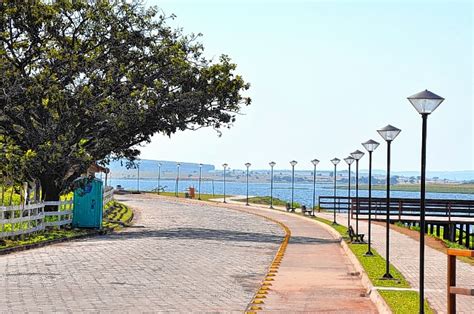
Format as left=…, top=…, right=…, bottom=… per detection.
left=318, top=211, right=474, bottom=314
left=229, top=204, right=377, bottom=313
left=0, top=194, right=284, bottom=312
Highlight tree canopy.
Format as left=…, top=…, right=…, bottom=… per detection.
left=0, top=1, right=250, bottom=200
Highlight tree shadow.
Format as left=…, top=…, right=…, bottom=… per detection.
left=85, top=227, right=340, bottom=245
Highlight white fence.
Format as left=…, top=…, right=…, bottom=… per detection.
left=0, top=187, right=114, bottom=239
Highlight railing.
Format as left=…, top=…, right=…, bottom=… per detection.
left=318, top=195, right=474, bottom=220
left=0, top=186, right=114, bottom=239
left=103, top=186, right=114, bottom=209
left=0, top=199, right=72, bottom=238
left=447, top=249, right=474, bottom=314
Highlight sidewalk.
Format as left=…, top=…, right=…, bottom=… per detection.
left=216, top=200, right=378, bottom=313
left=317, top=210, right=474, bottom=313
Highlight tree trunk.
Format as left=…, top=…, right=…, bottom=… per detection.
left=40, top=176, right=62, bottom=212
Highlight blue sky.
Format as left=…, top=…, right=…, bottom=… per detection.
left=141, top=0, right=473, bottom=172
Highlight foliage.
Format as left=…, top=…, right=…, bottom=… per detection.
left=103, top=201, right=133, bottom=230
left=0, top=1, right=250, bottom=200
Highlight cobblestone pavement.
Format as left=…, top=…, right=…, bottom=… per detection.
left=319, top=211, right=474, bottom=314
left=0, top=194, right=284, bottom=313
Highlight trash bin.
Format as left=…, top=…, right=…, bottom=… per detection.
left=72, top=177, right=103, bottom=228
left=189, top=187, right=195, bottom=199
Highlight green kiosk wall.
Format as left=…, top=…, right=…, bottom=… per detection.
left=73, top=178, right=103, bottom=228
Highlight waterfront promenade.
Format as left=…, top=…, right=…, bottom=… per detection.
left=0, top=194, right=376, bottom=312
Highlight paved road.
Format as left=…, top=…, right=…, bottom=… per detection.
left=0, top=194, right=283, bottom=312
left=319, top=211, right=474, bottom=314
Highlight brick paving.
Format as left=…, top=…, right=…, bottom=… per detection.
left=230, top=205, right=377, bottom=313
left=0, top=193, right=284, bottom=312
left=318, top=211, right=474, bottom=314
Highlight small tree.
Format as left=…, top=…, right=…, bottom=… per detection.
left=0, top=1, right=250, bottom=201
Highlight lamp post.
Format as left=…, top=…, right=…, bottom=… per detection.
left=157, top=162, right=162, bottom=194
left=311, top=159, right=319, bottom=216
left=198, top=163, right=203, bottom=200
left=377, top=124, right=401, bottom=279
left=222, top=163, right=228, bottom=203
left=269, top=161, right=276, bottom=209
left=362, top=139, right=380, bottom=256
left=175, top=163, right=181, bottom=197
left=350, top=150, right=365, bottom=243
left=343, top=156, right=355, bottom=230
left=245, top=163, right=251, bottom=206
left=137, top=163, right=140, bottom=193
left=290, top=160, right=297, bottom=210
left=408, top=89, right=444, bottom=313
left=330, top=158, right=340, bottom=225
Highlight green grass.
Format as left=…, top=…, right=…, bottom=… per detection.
left=103, top=201, right=134, bottom=230
left=354, top=183, right=474, bottom=194
left=313, top=216, right=434, bottom=313
left=0, top=229, right=91, bottom=250
left=235, top=196, right=301, bottom=208
left=395, top=221, right=473, bottom=249
left=151, top=191, right=227, bottom=202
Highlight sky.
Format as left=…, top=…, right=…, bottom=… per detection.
left=140, top=0, right=473, bottom=172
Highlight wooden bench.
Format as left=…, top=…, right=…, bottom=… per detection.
left=348, top=226, right=365, bottom=243
left=301, top=205, right=312, bottom=215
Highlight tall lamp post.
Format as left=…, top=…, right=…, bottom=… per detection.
left=222, top=163, right=228, bottom=203
left=290, top=160, right=298, bottom=210
left=350, top=150, right=365, bottom=243
left=330, top=158, right=340, bottom=225
left=245, top=163, right=251, bottom=206
left=157, top=162, right=162, bottom=194
left=362, top=139, right=380, bottom=256
left=343, top=156, right=355, bottom=230
left=408, top=89, right=444, bottom=313
left=137, top=163, right=140, bottom=193
left=198, top=163, right=203, bottom=200
left=311, top=159, right=319, bottom=216
left=377, top=124, right=401, bottom=279
left=269, top=161, right=276, bottom=209
left=175, top=163, right=181, bottom=197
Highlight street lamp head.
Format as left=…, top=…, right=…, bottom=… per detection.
left=330, top=157, right=340, bottom=165
left=199, top=163, right=203, bottom=167
left=377, top=124, right=401, bottom=142
left=311, top=159, right=320, bottom=166
left=245, top=162, right=251, bottom=168
left=407, top=89, right=445, bottom=115
left=344, top=156, right=355, bottom=165
left=351, top=150, right=365, bottom=160
left=362, top=139, right=380, bottom=152
left=158, top=162, right=162, bottom=167
left=269, top=161, right=276, bottom=167
left=222, top=163, right=228, bottom=168
left=177, top=163, right=181, bottom=167
left=290, top=160, right=298, bottom=167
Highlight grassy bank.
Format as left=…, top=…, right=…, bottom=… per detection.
left=351, top=183, right=474, bottom=194
left=150, top=191, right=226, bottom=202
left=235, top=196, right=302, bottom=208
left=310, top=216, right=433, bottom=313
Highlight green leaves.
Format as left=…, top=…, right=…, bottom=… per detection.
left=0, top=1, right=250, bottom=199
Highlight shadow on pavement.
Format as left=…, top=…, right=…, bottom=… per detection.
left=82, top=227, right=340, bottom=245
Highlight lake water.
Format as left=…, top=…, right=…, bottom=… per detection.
left=109, top=178, right=474, bottom=206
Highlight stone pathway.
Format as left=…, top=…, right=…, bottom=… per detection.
left=318, top=211, right=474, bottom=314
left=0, top=194, right=284, bottom=312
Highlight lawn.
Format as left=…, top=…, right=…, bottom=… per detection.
left=150, top=191, right=226, bottom=202
left=235, top=196, right=302, bottom=208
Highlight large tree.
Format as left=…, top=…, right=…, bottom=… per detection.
left=0, top=1, right=250, bottom=201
